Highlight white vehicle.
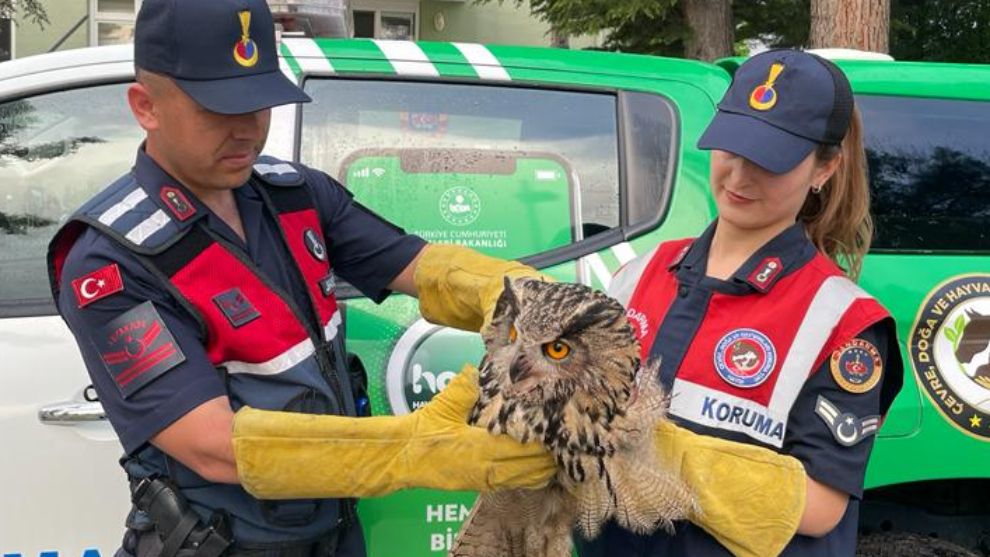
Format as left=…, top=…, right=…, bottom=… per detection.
left=0, top=43, right=295, bottom=557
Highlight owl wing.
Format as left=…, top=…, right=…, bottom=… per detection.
left=606, top=448, right=698, bottom=535
left=449, top=489, right=573, bottom=557
left=448, top=492, right=521, bottom=557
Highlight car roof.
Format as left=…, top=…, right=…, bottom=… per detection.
left=0, top=39, right=730, bottom=101
left=0, top=44, right=134, bottom=81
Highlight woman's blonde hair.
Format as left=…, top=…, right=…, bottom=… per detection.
left=798, top=107, right=872, bottom=280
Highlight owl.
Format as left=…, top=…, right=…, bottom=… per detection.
left=449, top=277, right=697, bottom=557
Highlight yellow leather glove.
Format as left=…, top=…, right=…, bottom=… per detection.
left=654, top=422, right=807, bottom=557
left=413, top=243, right=549, bottom=333
left=233, top=365, right=555, bottom=500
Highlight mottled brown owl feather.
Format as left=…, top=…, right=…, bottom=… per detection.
left=449, top=278, right=697, bottom=557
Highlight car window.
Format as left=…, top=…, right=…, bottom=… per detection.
left=859, top=95, right=990, bottom=252
left=299, top=78, right=629, bottom=261
left=0, top=83, right=141, bottom=307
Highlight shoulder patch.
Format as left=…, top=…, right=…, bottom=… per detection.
left=71, top=263, right=124, bottom=308
left=98, top=301, right=186, bottom=398
left=253, top=156, right=304, bottom=187
left=79, top=178, right=189, bottom=254
left=815, top=395, right=880, bottom=447
left=830, top=338, right=883, bottom=393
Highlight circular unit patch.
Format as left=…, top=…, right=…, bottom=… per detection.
left=303, top=228, right=327, bottom=262
left=910, top=274, right=990, bottom=440
left=830, top=339, right=883, bottom=394
left=714, top=328, right=777, bottom=388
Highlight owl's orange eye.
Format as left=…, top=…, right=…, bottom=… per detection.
left=543, top=340, right=571, bottom=360
left=508, top=325, right=518, bottom=343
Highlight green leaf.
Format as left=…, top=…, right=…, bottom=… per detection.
left=954, top=314, right=967, bottom=336
left=945, top=328, right=958, bottom=345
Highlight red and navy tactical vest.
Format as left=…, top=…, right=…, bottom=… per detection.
left=611, top=238, right=893, bottom=449
left=48, top=156, right=354, bottom=543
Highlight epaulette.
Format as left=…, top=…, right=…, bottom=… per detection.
left=252, top=155, right=306, bottom=187
left=73, top=174, right=196, bottom=255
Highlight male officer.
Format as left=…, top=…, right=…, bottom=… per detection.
left=47, top=0, right=552, bottom=555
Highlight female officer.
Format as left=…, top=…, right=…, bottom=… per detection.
left=577, top=49, right=903, bottom=557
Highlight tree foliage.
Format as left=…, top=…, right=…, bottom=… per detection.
left=890, top=0, right=990, bottom=63
left=0, top=0, right=49, bottom=28
left=482, top=0, right=990, bottom=63
left=734, top=0, right=810, bottom=49
left=479, top=0, right=688, bottom=55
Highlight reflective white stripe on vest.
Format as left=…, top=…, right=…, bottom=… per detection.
left=323, top=310, right=342, bottom=342
left=223, top=311, right=342, bottom=376
left=124, top=209, right=171, bottom=245
left=669, top=275, right=870, bottom=448
left=98, top=188, right=148, bottom=226
left=453, top=43, right=511, bottom=81
left=768, top=275, right=869, bottom=415
left=669, top=378, right=789, bottom=447
left=374, top=40, right=439, bottom=77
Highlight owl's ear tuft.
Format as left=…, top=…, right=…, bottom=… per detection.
left=492, top=277, right=519, bottom=325
left=496, top=276, right=521, bottom=316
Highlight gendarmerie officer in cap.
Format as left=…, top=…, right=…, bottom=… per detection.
left=575, top=49, right=903, bottom=556
left=47, top=0, right=555, bottom=555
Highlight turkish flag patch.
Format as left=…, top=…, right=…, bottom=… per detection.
left=71, top=263, right=124, bottom=308
left=98, top=301, right=186, bottom=398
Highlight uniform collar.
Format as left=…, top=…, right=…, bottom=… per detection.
left=133, top=147, right=209, bottom=230
left=672, top=220, right=816, bottom=294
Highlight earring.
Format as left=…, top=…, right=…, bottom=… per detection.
left=811, top=183, right=823, bottom=194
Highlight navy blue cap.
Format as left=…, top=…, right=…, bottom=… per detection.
left=698, top=49, right=854, bottom=174
left=134, top=0, right=311, bottom=115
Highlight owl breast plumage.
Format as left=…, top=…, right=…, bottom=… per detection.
left=449, top=278, right=697, bottom=557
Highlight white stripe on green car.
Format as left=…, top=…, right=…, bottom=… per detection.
left=281, top=39, right=512, bottom=82
left=373, top=40, right=440, bottom=77
left=453, top=43, right=511, bottom=81
left=611, top=242, right=637, bottom=265
left=583, top=253, right=615, bottom=290
left=284, top=38, right=336, bottom=74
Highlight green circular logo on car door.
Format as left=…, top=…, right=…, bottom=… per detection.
left=910, top=274, right=990, bottom=440
left=439, top=187, right=481, bottom=226
left=386, top=319, right=486, bottom=414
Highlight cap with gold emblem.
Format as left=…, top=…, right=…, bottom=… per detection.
left=134, top=0, right=311, bottom=114
left=698, top=49, right=854, bottom=174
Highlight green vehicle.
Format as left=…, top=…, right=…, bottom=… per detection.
left=0, top=40, right=988, bottom=556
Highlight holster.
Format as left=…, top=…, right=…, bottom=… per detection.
left=125, top=476, right=232, bottom=557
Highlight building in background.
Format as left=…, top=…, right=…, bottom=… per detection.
left=6, top=0, right=599, bottom=60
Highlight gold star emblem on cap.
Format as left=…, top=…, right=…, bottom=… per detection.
left=970, top=414, right=983, bottom=429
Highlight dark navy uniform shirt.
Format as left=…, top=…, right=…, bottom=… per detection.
left=578, top=222, right=902, bottom=557
left=58, top=149, right=426, bottom=455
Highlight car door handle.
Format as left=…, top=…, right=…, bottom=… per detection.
left=38, top=401, right=107, bottom=424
